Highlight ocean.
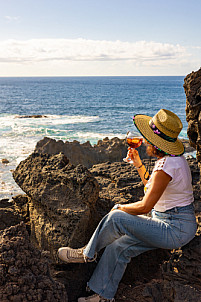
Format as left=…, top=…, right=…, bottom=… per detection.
left=0, top=76, right=190, bottom=199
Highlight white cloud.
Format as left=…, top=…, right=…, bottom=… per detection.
left=4, top=16, right=20, bottom=22
left=0, top=38, right=198, bottom=76
left=0, top=38, right=187, bottom=64
left=189, top=46, right=201, bottom=49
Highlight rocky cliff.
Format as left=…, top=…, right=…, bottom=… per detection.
left=12, top=152, right=100, bottom=259
left=184, top=68, right=201, bottom=162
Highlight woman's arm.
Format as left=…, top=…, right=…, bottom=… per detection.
left=135, top=164, right=149, bottom=186
left=128, top=148, right=149, bottom=185
left=114, top=170, right=172, bottom=215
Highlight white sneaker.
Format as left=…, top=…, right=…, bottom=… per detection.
left=58, top=247, right=97, bottom=263
left=78, top=293, right=115, bottom=302
left=78, top=293, right=100, bottom=302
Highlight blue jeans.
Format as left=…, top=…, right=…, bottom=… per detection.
left=83, top=203, right=197, bottom=299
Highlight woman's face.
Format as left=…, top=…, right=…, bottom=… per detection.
left=143, top=139, right=154, bottom=157
left=143, top=138, right=149, bottom=145
left=146, top=144, right=155, bottom=157
left=143, top=138, right=165, bottom=158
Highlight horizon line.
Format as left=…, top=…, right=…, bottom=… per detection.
left=0, top=75, right=186, bottom=78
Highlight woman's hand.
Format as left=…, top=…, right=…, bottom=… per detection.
left=128, top=147, right=142, bottom=168
left=128, top=147, right=148, bottom=185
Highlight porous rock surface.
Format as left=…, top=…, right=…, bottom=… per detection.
left=13, top=152, right=100, bottom=259
left=89, top=159, right=153, bottom=207
left=116, top=233, right=201, bottom=302
left=0, top=199, right=22, bottom=231
left=35, top=136, right=130, bottom=168
left=184, top=68, right=201, bottom=162
left=35, top=136, right=195, bottom=169
left=0, top=222, right=67, bottom=302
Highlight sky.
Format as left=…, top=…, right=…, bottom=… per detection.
left=0, top=0, right=200, bottom=76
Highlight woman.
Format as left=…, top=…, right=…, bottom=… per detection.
left=58, top=109, right=197, bottom=302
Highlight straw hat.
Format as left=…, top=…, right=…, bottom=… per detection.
left=133, top=109, right=184, bottom=156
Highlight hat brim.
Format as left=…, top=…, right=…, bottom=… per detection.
left=133, top=114, right=184, bottom=156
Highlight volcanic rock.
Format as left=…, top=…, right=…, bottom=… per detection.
left=89, top=160, right=149, bottom=210
left=15, top=115, right=48, bottom=118
left=1, top=158, right=10, bottom=164
left=35, top=136, right=153, bottom=168
left=12, top=195, right=30, bottom=222
left=12, top=152, right=100, bottom=259
left=184, top=68, right=201, bottom=162
left=0, top=222, right=67, bottom=302
left=0, top=199, right=22, bottom=230
left=161, top=235, right=201, bottom=301
left=35, top=136, right=195, bottom=170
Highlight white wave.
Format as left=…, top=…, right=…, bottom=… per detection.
left=0, top=114, right=101, bottom=144
left=48, top=115, right=100, bottom=125
left=0, top=136, right=38, bottom=160
left=0, top=114, right=100, bottom=127
left=73, top=131, right=126, bottom=141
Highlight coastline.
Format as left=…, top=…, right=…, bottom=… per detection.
left=0, top=136, right=196, bottom=201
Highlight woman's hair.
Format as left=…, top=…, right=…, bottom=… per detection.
left=146, top=144, right=166, bottom=158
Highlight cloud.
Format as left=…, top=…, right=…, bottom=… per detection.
left=0, top=38, right=188, bottom=65
left=189, top=46, right=201, bottom=50
left=4, top=16, right=20, bottom=22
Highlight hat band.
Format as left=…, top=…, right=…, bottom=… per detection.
left=149, top=120, right=177, bottom=142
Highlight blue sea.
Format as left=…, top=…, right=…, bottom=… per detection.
left=0, top=76, right=190, bottom=198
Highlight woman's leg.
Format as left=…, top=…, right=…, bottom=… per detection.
left=88, top=235, right=155, bottom=299
left=84, top=209, right=180, bottom=259
left=83, top=207, right=196, bottom=299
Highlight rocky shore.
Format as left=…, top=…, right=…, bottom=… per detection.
left=34, top=135, right=195, bottom=169
left=0, top=68, right=201, bottom=302
left=1, top=151, right=200, bottom=302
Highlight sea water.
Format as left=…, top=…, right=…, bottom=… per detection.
left=0, top=76, right=190, bottom=198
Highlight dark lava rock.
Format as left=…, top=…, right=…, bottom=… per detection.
left=0, top=199, right=22, bottom=231
left=34, top=136, right=195, bottom=169
left=13, top=152, right=100, bottom=259
left=34, top=136, right=162, bottom=169
left=34, top=136, right=129, bottom=168
left=184, top=68, right=201, bottom=161
left=15, top=115, right=48, bottom=118
left=0, top=222, right=67, bottom=302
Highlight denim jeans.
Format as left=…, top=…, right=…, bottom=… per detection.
left=83, top=203, right=197, bottom=299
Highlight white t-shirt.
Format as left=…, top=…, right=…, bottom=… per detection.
left=144, top=155, right=194, bottom=212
